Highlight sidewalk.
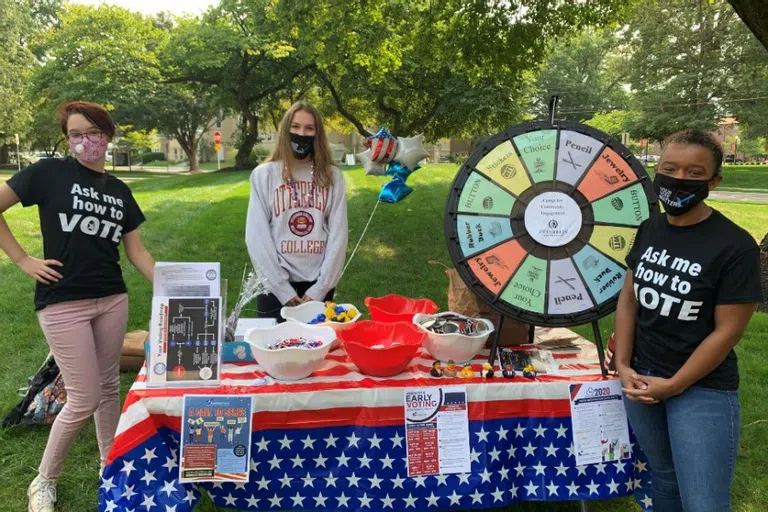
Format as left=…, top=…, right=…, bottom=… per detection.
left=110, top=165, right=188, bottom=173
left=710, top=191, right=768, bottom=203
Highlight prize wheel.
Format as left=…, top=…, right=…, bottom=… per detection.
left=445, top=120, right=658, bottom=327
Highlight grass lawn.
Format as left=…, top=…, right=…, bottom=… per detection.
left=644, top=164, right=768, bottom=192
left=0, top=164, right=766, bottom=511
left=0, top=169, right=178, bottom=182
left=137, top=158, right=237, bottom=171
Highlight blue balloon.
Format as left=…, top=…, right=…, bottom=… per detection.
left=385, top=161, right=419, bottom=182
left=379, top=177, right=413, bottom=203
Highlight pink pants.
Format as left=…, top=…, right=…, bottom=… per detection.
left=36, top=293, right=128, bottom=479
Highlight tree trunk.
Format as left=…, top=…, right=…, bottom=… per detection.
left=0, top=144, right=10, bottom=165
left=235, top=109, right=259, bottom=170
left=185, top=141, right=200, bottom=173
left=727, top=1, right=768, bottom=51
left=175, top=130, right=200, bottom=173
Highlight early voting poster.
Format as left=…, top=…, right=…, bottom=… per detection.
left=180, top=395, right=252, bottom=482
left=404, top=386, right=470, bottom=477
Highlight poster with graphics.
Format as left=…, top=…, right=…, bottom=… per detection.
left=404, top=386, right=470, bottom=477
left=180, top=395, right=252, bottom=482
left=445, top=120, right=657, bottom=326
left=569, top=380, right=631, bottom=466
left=148, top=296, right=223, bottom=387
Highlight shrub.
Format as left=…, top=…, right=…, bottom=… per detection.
left=248, top=146, right=271, bottom=167
left=141, top=152, right=166, bottom=164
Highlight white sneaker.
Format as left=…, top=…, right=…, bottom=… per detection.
left=28, top=474, right=57, bottom=512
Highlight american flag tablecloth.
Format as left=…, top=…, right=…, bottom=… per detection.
left=99, top=327, right=654, bottom=511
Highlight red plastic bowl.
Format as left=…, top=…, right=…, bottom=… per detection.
left=338, top=321, right=427, bottom=377
left=364, top=294, right=439, bottom=323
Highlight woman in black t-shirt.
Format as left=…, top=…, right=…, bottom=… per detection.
left=0, top=102, right=156, bottom=512
left=614, top=129, right=761, bottom=512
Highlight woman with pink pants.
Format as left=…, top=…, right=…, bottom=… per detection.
left=0, top=102, right=156, bottom=512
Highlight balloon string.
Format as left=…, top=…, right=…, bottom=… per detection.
left=340, top=198, right=381, bottom=279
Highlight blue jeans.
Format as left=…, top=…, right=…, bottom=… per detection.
left=623, top=367, right=740, bottom=512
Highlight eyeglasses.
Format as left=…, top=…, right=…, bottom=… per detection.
left=68, top=132, right=105, bottom=143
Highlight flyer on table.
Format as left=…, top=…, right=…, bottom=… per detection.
left=180, top=395, right=252, bottom=482
left=404, top=386, right=470, bottom=477
left=569, top=379, right=632, bottom=466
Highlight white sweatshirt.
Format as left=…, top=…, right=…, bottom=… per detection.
left=245, top=160, right=348, bottom=304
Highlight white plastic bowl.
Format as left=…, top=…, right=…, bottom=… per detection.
left=281, top=301, right=361, bottom=349
left=281, top=301, right=362, bottom=329
left=412, top=311, right=495, bottom=363
left=244, top=323, right=336, bottom=381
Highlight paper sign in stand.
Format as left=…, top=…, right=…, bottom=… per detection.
left=147, top=296, right=223, bottom=387
left=147, top=262, right=226, bottom=388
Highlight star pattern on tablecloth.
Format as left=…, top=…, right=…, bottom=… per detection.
left=99, top=419, right=654, bottom=511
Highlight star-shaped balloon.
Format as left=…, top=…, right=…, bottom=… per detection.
left=366, top=127, right=400, bottom=164
left=394, top=134, right=429, bottom=170
left=356, top=148, right=386, bottom=176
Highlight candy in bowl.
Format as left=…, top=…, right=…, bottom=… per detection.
left=337, top=321, right=427, bottom=377
left=280, top=300, right=362, bottom=330
left=244, top=323, right=336, bottom=380
left=413, top=311, right=494, bottom=363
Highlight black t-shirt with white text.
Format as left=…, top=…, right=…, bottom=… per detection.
left=626, top=210, right=761, bottom=390
left=7, top=157, right=145, bottom=310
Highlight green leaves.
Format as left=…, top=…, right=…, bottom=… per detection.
left=0, top=0, right=36, bottom=141
left=534, top=29, right=629, bottom=122
left=29, top=4, right=167, bottom=125
left=303, top=0, right=628, bottom=139
left=622, top=0, right=765, bottom=141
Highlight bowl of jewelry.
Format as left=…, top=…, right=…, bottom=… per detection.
left=412, top=311, right=494, bottom=363
left=244, top=323, right=336, bottom=380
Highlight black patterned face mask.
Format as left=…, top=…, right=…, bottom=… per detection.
left=290, top=133, right=315, bottom=159
left=653, top=173, right=713, bottom=216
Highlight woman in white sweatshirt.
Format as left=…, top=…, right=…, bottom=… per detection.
left=246, top=101, right=349, bottom=320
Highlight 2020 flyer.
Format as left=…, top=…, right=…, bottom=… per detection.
left=569, top=379, right=632, bottom=466
left=180, top=395, right=252, bottom=482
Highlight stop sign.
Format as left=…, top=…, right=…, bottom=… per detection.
left=213, top=131, right=222, bottom=144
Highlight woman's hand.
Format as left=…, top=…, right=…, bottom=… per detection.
left=624, top=375, right=682, bottom=403
left=17, top=256, right=63, bottom=284
left=285, top=296, right=303, bottom=307
left=617, top=364, right=658, bottom=405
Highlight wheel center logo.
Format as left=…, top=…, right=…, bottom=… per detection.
left=289, top=211, right=315, bottom=237
left=524, top=191, right=582, bottom=248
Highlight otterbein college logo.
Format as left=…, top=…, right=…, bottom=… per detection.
left=288, top=211, right=315, bottom=237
